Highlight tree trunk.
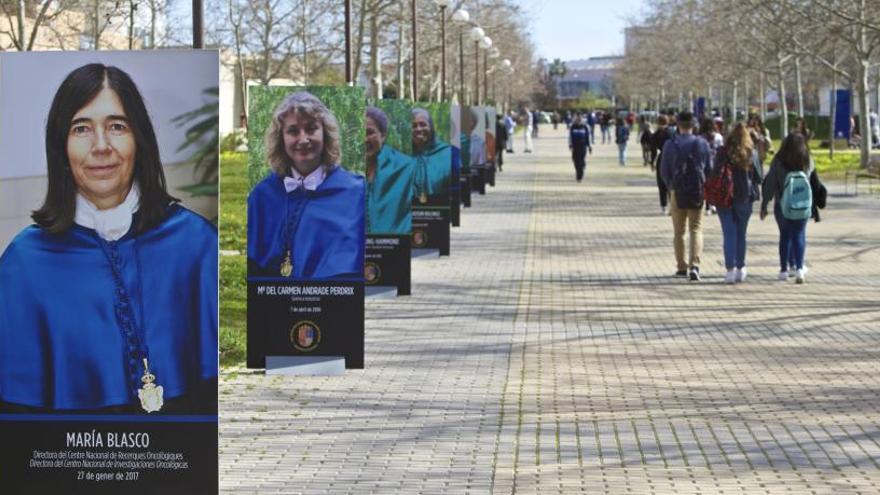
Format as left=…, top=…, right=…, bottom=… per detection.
left=94, top=0, right=100, bottom=49
left=732, top=80, right=738, bottom=121
left=301, top=1, right=309, bottom=84
left=830, top=68, right=836, bottom=159
left=794, top=56, right=804, bottom=118
left=857, top=60, right=871, bottom=167
left=150, top=0, right=157, bottom=48
left=128, top=0, right=135, bottom=50
left=369, top=12, right=382, bottom=99
left=352, top=0, right=368, bottom=85
left=760, top=72, right=766, bottom=121
left=17, top=0, right=25, bottom=50
left=778, top=56, right=788, bottom=138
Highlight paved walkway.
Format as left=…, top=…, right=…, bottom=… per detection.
left=220, top=128, right=880, bottom=494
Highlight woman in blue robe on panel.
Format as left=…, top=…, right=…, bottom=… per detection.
left=247, top=92, right=365, bottom=279
left=365, top=106, right=413, bottom=234
left=0, top=64, right=218, bottom=414
left=411, top=108, right=452, bottom=206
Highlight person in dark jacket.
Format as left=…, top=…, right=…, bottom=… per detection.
left=713, top=123, right=763, bottom=284
left=495, top=114, right=508, bottom=172
left=651, top=114, right=674, bottom=214
left=568, top=113, right=592, bottom=182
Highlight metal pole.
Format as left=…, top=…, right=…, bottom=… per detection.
left=440, top=6, right=447, bottom=101
left=411, top=0, right=418, bottom=101
left=483, top=50, right=488, bottom=105
left=459, top=29, right=465, bottom=104
left=474, top=41, right=480, bottom=105
left=192, top=0, right=203, bottom=48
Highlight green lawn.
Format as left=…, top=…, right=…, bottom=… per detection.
left=768, top=139, right=862, bottom=179
left=219, top=152, right=248, bottom=367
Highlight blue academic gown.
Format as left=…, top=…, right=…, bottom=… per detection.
left=412, top=139, right=452, bottom=204
left=367, top=144, right=414, bottom=234
left=0, top=205, right=218, bottom=410
left=248, top=165, right=365, bottom=279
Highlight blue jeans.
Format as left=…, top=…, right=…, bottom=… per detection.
left=774, top=204, right=807, bottom=271
left=617, top=143, right=627, bottom=165
left=717, top=202, right=753, bottom=269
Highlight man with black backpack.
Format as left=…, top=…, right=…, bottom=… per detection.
left=660, top=111, right=712, bottom=281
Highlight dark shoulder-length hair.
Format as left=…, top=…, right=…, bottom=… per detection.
left=777, top=132, right=811, bottom=172
left=32, top=63, right=176, bottom=235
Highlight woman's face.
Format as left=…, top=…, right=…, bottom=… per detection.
left=283, top=111, right=324, bottom=175
left=66, top=87, right=136, bottom=210
left=365, top=117, right=385, bottom=161
left=412, top=114, right=431, bottom=148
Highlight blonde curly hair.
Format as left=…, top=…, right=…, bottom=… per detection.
left=264, top=91, right=341, bottom=176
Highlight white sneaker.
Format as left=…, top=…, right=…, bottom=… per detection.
left=778, top=271, right=789, bottom=281
left=735, top=267, right=747, bottom=283
left=795, top=269, right=806, bottom=284
left=724, top=270, right=736, bottom=284
left=661, top=206, right=668, bottom=216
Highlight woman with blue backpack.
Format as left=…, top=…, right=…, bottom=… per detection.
left=708, top=123, right=763, bottom=284
left=760, top=133, right=814, bottom=284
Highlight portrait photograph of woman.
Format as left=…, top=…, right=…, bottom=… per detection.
left=0, top=51, right=219, bottom=414
left=365, top=103, right=414, bottom=235
left=411, top=106, right=453, bottom=207
left=247, top=87, right=366, bottom=280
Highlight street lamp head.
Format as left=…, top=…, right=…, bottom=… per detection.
left=434, top=0, right=450, bottom=7
left=489, top=47, right=500, bottom=58
left=502, top=59, right=512, bottom=68
left=480, top=36, right=492, bottom=49
left=469, top=26, right=485, bottom=42
left=452, top=9, right=469, bottom=24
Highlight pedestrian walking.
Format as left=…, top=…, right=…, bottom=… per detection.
left=495, top=114, right=508, bottom=172
left=600, top=112, right=611, bottom=144
left=639, top=115, right=653, bottom=167
left=587, top=110, right=596, bottom=143
left=747, top=114, right=773, bottom=165
left=569, top=113, right=592, bottom=182
left=660, top=111, right=712, bottom=281
left=505, top=111, right=516, bottom=153
left=523, top=107, right=534, bottom=153
left=760, top=132, right=814, bottom=284
left=532, top=110, right=540, bottom=139
left=711, top=123, right=763, bottom=284
left=651, top=114, right=675, bottom=214
left=615, top=117, right=630, bottom=166
left=700, top=117, right=723, bottom=215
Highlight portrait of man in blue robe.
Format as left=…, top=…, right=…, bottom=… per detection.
left=247, top=91, right=366, bottom=280
left=0, top=63, right=218, bottom=414
left=365, top=106, right=414, bottom=234
left=411, top=108, right=452, bottom=207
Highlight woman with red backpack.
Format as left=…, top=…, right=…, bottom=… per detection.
left=760, top=133, right=814, bottom=284
left=710, top=123, right=763, bottom=284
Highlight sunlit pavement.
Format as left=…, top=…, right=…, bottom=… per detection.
left=221, top=127, right=880, bottom=494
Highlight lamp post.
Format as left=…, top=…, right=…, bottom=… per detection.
left=434, top=0, right=450, bottom=101
left=485, top=43, right=498, bottom=104
left=469, top=26, right=484, bottom=105
left=452, top=9, right=469, bottom=104
left=501, top=58, right=512, bottom=111
left=192, top=0, right=203, bottom=48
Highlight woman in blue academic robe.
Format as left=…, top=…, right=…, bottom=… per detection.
left=365, top=106, right=413, bottom=234
left=247, top=91, right=365, bottom=280
left=411, top=108, right=452, bottom=207
left=0, top=64, right=218, bottom=414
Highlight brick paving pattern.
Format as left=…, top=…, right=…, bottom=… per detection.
left=221, top=128, right=880, bottom=494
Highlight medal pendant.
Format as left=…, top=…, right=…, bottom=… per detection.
left=419, top=192, right=428, bottom=204
left=280, top=251, right=293, bottom=277
left=138, top=359, right=164, bottom=413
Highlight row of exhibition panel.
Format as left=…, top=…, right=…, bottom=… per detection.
left=245, top=85, right=506, bottom=373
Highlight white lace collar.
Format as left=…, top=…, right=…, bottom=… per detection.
left=74, top=182, right=141, bottom=241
